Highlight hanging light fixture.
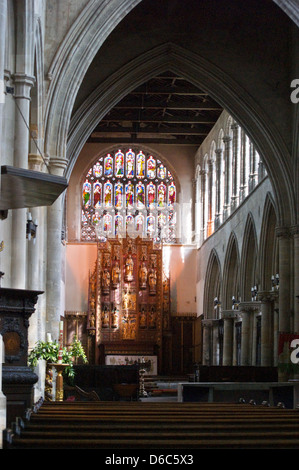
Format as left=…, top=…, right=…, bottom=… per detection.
left=26, top=212, right=38, bottom=241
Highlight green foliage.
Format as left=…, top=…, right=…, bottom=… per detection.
left=28, top=335, right=88, bottom=378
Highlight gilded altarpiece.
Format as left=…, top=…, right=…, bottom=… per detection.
left=86, top=237, right=170, bottom=374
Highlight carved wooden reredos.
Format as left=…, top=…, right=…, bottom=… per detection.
left=86, top=236, right=170, bottom=371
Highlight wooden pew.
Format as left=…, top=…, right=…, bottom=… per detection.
left=4, top=401, right=299, bottom=449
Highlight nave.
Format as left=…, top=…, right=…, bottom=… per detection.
left=4, top=400, right=299, bottom=449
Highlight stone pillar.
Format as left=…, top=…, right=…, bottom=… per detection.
left=257, top=292, right=278, bottom=366
left=10, top=73, right=35, bottom=289
left=238, top=302, right=260, bottom=366
left=214, top=148, right=222, bottom=229
left=199, top=170, right=207, bottom=244
left=222, top=136, right=232, bottom=220
left=202, top=319, right=212, bottom=365
left=292, top=225, right=299, bottom=333
left=230, top=122, right=240, bottom=211
left=248, top=142, right=258, bottom=192
left=207, top=159, right=214, bottom=237
left=0, top=0, right=7, bottom=280
left=276, top=227, right=292, bottom=333
left=222, top=311, right=235, bottom=366
left=258, top=160, right=266, bottom=182
left=212, top=320, right=219, bottom=365
left=239, top=130, right=249, bottom=203
left=46, top=158, right=68, bottom=340
left=0, top=334, right=6, bottom=449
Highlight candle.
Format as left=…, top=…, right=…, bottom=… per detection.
left=57, top=321, right=64, bottom=364
left=46, top=333, right=52, bottom=343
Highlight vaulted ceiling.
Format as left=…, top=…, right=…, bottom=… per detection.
left=87, top=72, right=223, bottom=146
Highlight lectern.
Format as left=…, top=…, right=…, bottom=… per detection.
left=0, top=288, right=43, bottom=426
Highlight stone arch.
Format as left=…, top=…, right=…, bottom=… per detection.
left=259, top=193, right=279, bottom=291
left=44, top=0, right=142, bottom=160
left=240, top=213, right=259, bottom=301
left=222, top=232, right=240, bottom=309
left=224, top=114, right=234, bottom=139
left=65, top=43, right=295, bottom=227
left=203, top=249, right=222, bottom=319
left=217, top=128, right=224, bottom=151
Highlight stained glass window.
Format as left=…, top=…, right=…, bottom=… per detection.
left=81, top=148, right=177, bottom=242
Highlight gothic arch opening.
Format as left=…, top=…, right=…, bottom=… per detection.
left=66, top=42, right=294, bottom=228
left=223, top=233, right=240, bottom=310
left=203, top=250, right=221, bottom=320
left=260, top=194, right=279, bottom=291
left=240, top=214, right=258, bottom=301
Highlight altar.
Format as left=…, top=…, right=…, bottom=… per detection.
left=84, top=236, right=171, bottom=374
left=105, top=355, right=158, bottom=375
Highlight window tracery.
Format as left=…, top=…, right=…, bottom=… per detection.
left=81, top=148, right=177, bottom=243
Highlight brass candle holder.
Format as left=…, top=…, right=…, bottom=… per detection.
left=48, top=363, right=68, bottom=402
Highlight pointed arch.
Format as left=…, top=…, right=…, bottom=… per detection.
left=259, top=192, right=278, bottom=291
left=240, top=213, right=258, bottom=301
left=203, top=249, right=222, bottom=319
left=64, top=42, right=294, bottom=226
left=222, top=232, right=240, bottom=309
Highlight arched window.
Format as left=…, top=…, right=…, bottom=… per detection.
left=81, top=148, right=177, bottom=243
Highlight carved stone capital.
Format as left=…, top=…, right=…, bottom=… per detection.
left=275, top=226, right=292, bottom=239
left=221, top=310, right=238, bottom=320
left=257, top=290, right=279, bottom=303
left=290, top=225, right=299, bottom=237
left=202, top=319, right=213, bottom=328
left=238, top=301, right=261, bottom=313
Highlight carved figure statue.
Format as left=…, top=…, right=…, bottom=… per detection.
left=102, top=268, right=110, bottom=291
left=111, top=307, right=118, bottom=328
left=139, top=261, right=147, bottom=289
left=125, top=254, right=134, bottom=282
left=101, top=306, right=109, bottom=328
left=139, top=308, right=147, bottom=328
left=112, top=260, right=121, bottom=287
left=148, top=264, right=157, bottom=294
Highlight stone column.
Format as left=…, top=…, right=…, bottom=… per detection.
left=248, top=142, right=258, bottom=192
left=239, top=302, right=261, bottom=366
left=222, top=311, right=235, bottom=366
left=199, top=170, right=207, bottom=244
left=292, top=225, right=299, bottom=333
left=10, top=73, right=35, bottom=289
left=0, top=334, right=6, bottom=449
left=0, top=0, right=7, bottom=280
left=239, top=130, right=249, bottom=203
left=222, top=136, right=232, bottom=220
left=230, top=122, right=240, bottom=211
left=212, top=320, right=220, bottom=365
left=46, top=158, right=68, bottom=340
left=258, top=160, right=266, bottom=182
left=257, top=292, right=278, bottom=366
left=202, top=319, right=212, bottom=365
left=207, top=159, right=214, bottom=237
left=214, top=148, right=222, bottom=229
left=276, top=227, right=292, bottom=333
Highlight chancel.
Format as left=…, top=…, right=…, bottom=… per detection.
left=1, top=0, right=299, bottom=450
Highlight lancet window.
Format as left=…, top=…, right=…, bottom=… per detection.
left=81, top=148, right=177, bottom=242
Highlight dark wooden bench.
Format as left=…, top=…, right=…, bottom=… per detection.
left=4, top=401, right=299, bottom=449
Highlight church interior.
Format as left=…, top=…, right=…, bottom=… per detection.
left=1, top=0, right=299, bottom=450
